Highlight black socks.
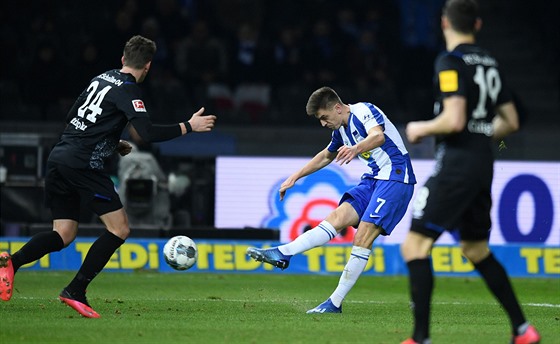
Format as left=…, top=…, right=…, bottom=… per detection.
left=474, top=253, right=526, bottom=334
left=66, top=230, right=124, bottom=293
left=11, top=231, right=64, bottom=273
left=407, top=258, right=433, bottom=342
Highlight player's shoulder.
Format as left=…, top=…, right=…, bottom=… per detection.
left=435, top=49, right=465, bottom=70
left=351, top=102, right=384, bottom=116
left=350, top=103, right=386, bottom=129
left=350, top=102, right=370, bottom=114
left=349, top=103, right=373, bottom=123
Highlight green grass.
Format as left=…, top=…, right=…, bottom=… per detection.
left=1, top=272, right=558, bottom=343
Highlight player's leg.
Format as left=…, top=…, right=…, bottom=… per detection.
left=462, top=240, right=527, bottom=329
left=401, top=175, right=463, bottom=344
left=65, top=208, right=129, bottom=292
left=58, top=166, right=127, bottom=318
left=60, top=208, right=128, bottom=318
left=1, top=163, right=78, bottom=301
left=279, top=202, right=359, bottom=255
left=400, top=231, right=436, bottom=344
left=307, top=222, right=383, bottom=314
left=10, top=220, right=77, bottom=272
left=308, top=180, right=414, bottom=313
left=306, top=221, right=382, bottom=314
left=246, top=201, right=359, bottom=269
left=461, top=239, right=540, bottom=343
left=460, top=187, right=540, bottom=343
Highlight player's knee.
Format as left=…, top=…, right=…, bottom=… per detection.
left=460, top=241, right=489, bottom=263
left=108, top=226, right=130, bottom=240
left=54, top=225, right=78, bottom=247
left=326, top=203, right=358, bottom=231
left=99, top=208, right=130, bottom=239
left=352, top=222, right=382, bottom=248
left=401, top=232, right=432, bottom=262
left=400, top=239, right=416, bottom=261
left=325, top=214, right=347, bottom=233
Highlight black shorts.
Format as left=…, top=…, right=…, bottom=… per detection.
left=410, top=164, right=493, bottom=242
left=44, top=162, right=123, bottom=221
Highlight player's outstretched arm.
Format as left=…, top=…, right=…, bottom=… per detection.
left=182, top=107, right=216, bottom=134
left=279, top=176, right=297, bottom=201
left=279, top=148, right=336, bottom=200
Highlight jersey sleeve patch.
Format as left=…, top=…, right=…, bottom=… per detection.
left=439, top=70, right=459, bottom=92
left=132, top=99, right=146, bottom=112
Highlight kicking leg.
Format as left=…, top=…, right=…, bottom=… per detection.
left=247, top=202, right=359, bottom=269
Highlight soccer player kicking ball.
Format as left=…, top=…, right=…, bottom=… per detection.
left=0, top=35, right=216, bottom=317
left=247, top=86, right=416, bottom=313
left=400, top=1, right=540, bottom=343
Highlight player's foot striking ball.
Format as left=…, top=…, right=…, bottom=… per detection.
left=246, top=247, right=291, bottom=270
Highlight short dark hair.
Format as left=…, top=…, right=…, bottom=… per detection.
left=442, top=0, right=479, bottom=34
left=123, top=35, right=157, bottom=69
left=306, top=87, right=343, bottom=116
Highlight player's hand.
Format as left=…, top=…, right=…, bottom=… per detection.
left=335, top=145, right=357, bottom=165
left=188, top=107, right=216, bottom=132
left=279, top=176, right=297, bottom=201
left=117, top=140, right=133, bottom=156
left=406, top=122, right=424, bottom=144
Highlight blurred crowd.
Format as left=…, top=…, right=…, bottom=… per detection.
left=0, top=0, right=447, bottom=126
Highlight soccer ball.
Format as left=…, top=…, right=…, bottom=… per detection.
left=163, top=236, right=198, bottom=270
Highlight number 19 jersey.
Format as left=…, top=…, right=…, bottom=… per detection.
left=434, top=43, right=513, bottom=155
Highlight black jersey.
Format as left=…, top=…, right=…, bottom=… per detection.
left=433, top=44, right=512, bottom=157
left=49, top=69, right=181, bottom=170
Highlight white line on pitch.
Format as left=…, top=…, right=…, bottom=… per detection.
left=9, top=296, right=560, bottom=308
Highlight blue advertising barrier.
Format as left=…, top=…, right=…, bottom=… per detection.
left=1, top=238, right=558, bottom=278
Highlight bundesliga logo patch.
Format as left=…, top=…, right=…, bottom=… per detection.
left=132, top=99, right=146, bottom=112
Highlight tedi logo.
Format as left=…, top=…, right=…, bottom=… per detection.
left=262, top=168, right=358, bottom=243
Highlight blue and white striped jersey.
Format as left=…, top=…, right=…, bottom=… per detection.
left=327, top=102, right=416, bottom=184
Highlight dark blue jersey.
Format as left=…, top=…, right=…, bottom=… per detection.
left=49, top=69, right=181, bottom=170
left=433, top=44, right=512, bottom=155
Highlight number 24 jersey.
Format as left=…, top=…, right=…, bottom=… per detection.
left=49, top=69, right=149, bottom=170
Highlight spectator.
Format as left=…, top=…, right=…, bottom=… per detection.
left=227, top=22, right=273, bottom=123
left=25, top=37, right=70, bottom=120
left=175, top=19, right=229, bottom=106
left=302, top=19, right=344, bottom=88
left=271, top=26, right=304, bottom=87
left=228, top=22, right=272, bottom=86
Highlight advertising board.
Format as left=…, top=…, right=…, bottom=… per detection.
left=216, top=158, right=559, bottom=246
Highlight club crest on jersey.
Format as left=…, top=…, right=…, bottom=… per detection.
left=132, top=99, right=146, bottom=112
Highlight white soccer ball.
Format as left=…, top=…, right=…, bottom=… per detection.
left=163, top=236, right=198, bottom=270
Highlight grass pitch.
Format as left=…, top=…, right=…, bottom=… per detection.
left=1, top=271, right=558, bottom=343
